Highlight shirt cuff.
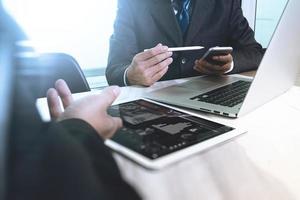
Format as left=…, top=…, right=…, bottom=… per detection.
left=225, top=61, right=234, bottom=74
left=123, top=66, right=130, bottom=86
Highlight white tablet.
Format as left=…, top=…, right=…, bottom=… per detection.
left=105, top=99, right=245, bottom=170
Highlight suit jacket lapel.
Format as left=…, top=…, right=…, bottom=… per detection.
left=185, top=0, right=214, bottom=45
left=150, top=0, right=183, bottom=46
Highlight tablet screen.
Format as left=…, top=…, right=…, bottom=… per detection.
left=108, top=99, right=234, bottom=160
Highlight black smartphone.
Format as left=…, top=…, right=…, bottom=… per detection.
left=201, top=46, right=233, bottom=65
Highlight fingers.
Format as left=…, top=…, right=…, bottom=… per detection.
left=195, top=59, right=222, bottom=72
left=54, top=86, right=122, bottom=139
left=194, top=60, right=217, bottom=75
left=98, top=86, right=121, bottom=109
left=146, top=51, right=173, bottom=67
left=138, top=55, right=172, bottom=86
left=112, top=117, right=123, bottom=129
left=54, top=79, right=73, bottom=109
left=194, top=57, right=232, bottom=75
left=137, top=50, right=172, bottom=86
left=46, top=88, right=63, bottom=120
left=127, top=43, right=172, bottom=85
left=148, top=55, right=172, bottom=74
left=83, top=88, right=122, bottom=139
left=151, top=65, right=169, bottom=83
left=212, top=54, right=233, bottom=64
left=137, top=43, right=169, bottom=61
left=103, top=117, right=123, bottom=139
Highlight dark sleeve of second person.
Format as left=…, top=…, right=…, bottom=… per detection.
left=43, top=119, right=142, bottom=200
left=57, top=119, right=141, bottom=200
left=8, top=118, right=141, bottom=200
left=228, top=0, right=264, bottom=73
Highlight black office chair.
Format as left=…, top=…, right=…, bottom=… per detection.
left=15, top=52, right=91, bottom=98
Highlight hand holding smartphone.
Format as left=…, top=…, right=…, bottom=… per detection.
left=201, top=46, right=233, bottom=65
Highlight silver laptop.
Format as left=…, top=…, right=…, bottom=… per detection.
left=146, top=0, right=300, bottom=118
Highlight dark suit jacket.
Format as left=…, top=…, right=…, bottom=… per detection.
left=106, top=0, right=264, bottom=86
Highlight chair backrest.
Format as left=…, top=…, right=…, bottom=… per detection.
left=15, top=52, right=91, bottom=98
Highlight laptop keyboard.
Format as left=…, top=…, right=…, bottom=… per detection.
left=190, top=80, right=251, bottom=107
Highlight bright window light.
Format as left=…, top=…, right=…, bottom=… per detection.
left=4, top=0, right=118, bottom=69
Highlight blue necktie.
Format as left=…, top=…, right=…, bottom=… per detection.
left=176, top=0, right=191, bottom=34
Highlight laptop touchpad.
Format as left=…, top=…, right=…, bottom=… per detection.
left=179, top=76, right=234, bottom=91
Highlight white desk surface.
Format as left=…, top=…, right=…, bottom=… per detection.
left=36, top=77, right=300, bottom=200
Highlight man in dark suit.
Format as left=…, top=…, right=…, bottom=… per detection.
left=1, top=2, right=141, bottom=199
left=106, top=0, right=264, bottom=86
